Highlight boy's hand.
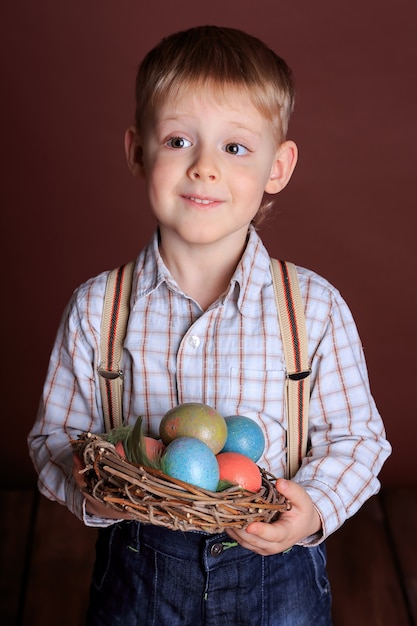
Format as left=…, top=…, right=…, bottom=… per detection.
left=226, top=478, right=322, bottom=555
left=72, top=453, right=135, bottom=520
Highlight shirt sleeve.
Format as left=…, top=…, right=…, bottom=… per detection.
left=27, top=275, right=116, bottom=527
left=293, top=274, right=391, bottom=543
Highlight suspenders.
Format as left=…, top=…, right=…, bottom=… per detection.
left=98, top=260, right=135, bottom=434
left=98, top=258, right=310, bottom=478
left=270, top=259, right=311, bottom=478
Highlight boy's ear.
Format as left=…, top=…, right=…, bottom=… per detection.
left=124, top=127, right=145, bottom=177
left=265, top=140, right=298, bottom=194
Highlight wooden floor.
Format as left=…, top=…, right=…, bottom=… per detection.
left=1, top=486, right=416, bottom=626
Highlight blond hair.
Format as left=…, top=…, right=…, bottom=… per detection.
left=134, top=26, right=295, bottom=225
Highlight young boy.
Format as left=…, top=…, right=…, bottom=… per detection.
left=28, top=25, right=391, bottom=625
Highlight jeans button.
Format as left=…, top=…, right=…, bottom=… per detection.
left=210, top=543, right=224, bottom=557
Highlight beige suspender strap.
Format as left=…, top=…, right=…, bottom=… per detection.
left=98, top=260, right=135, bottom=432
left=270, top=259, right=311, bottom=479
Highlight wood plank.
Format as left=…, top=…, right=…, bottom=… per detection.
left=326, top=495, right=411, bottom=625
left=22, top=496, right=97, bottom=626
left=0, top=489, right=36, bottom=626
left=382, top=486, right=417, bottom=625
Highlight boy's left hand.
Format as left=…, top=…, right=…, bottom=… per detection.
left=226, top=478, right=322, bottom=555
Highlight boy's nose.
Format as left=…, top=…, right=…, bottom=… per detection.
left=187, top=150, right=219, bottom=181
left=191, top=170, right=216, bottom=181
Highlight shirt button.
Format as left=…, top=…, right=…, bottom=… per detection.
left=210, top=543, right=224, bottom=557
left=188, top=335, right=200, bottom=348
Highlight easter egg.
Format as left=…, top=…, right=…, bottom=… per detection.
left=161, top=436, right=220, bottom=491
left=222, top=415, right=265, bottom=462
left=144, top=437, right=166, bottom=461
left=216, top=451, right=262, bottom=492
left=114, top=440, right=126, bottom=458
left=159, top=402, right=227, bottom=454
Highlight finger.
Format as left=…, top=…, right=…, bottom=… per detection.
left=245, top=520, right=289, bottom=543
left=275, top=478, right=310, bottom=509
left=229, top=522, right=285, bottom=546
left=227, top=526, right=290, bottom=555
left=275, top=478, right=298, bottom=500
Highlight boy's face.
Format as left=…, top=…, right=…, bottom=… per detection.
left=126, top=87, right=297, bottom=252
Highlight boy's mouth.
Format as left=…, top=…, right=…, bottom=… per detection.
left=190, top=196, right=212, bottom=205
left=183, top=195, right=222, bottom=206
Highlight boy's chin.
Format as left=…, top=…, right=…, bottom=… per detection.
left=159, top=223, right=251, bottom=250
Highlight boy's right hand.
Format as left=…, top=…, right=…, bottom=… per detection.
left=72, top=453, right=135, bottom=520
left=226, top=478, right=322, bottom=554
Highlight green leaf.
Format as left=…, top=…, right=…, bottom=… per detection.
left=123, top=416, right=162, bottom=469
left=101, top=424, right=133, bottom=445
left=216, top=479, right=238, bottom=492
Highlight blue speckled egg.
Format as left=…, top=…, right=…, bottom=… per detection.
left=222, top=416, right=265, bottom=462
left=161, top=437, right=220, bottom=491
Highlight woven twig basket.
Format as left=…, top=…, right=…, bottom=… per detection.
left=72, top=432, right=291, bottom=533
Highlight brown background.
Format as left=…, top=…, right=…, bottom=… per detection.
left=2, top=0, right=416, bottom=487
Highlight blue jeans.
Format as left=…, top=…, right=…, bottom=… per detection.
left=86, top=522, right=332, bottom=625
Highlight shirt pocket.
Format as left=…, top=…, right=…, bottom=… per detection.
left=229, top=366, right=286, bottom=416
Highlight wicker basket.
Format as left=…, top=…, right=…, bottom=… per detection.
left=72, top=432, right=291, bottom=533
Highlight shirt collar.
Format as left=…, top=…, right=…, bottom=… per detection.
left=230, top=226, right=272, bottom=316
left=130, top=230, right=167, bottom=307
left=130, top=226, right=272, bottom=316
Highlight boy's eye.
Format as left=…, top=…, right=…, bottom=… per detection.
left=224, top=143, right=249, bottom=156
left=166, top=136, right=192, bottom=149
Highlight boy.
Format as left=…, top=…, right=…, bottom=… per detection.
left=28, top=25, right=391, bottom=625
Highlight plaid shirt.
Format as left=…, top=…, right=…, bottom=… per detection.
left=28, top=227, right=391, bottom=541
